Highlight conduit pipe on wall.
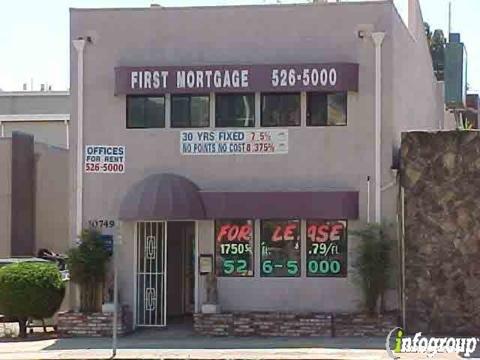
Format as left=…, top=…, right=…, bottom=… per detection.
left=401, top=187, right=406, bottom=329
left=381, top=170, right=398, bottom=192
left=372, top=32, right=385, bottom=223
left=73, top=39, right=86, bottom=239
left=64, top=119, right=70, bottom=149
left=366, top=176, right=371, bottom=224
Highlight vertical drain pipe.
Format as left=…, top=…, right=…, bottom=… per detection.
left=73, top=39, right=86, bottom=239
left=372, top=32, right=385, bottom=223
left=64, top=119, right=70, bottom=149
left=367, top=176, right=371, bottom=223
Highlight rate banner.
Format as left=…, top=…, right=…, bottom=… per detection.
left=180, top=129, right=288, bottom=155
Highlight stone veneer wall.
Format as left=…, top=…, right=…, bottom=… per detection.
left=57, top=306, right=132, bottom=337
left=401, top=131, right=480, bottom=335
left=194, top=312, right=397, bottom=337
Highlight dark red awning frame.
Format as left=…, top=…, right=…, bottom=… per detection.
left=119, top=174, right=359, bottom=220
left=201, top=191, right=358, bottom=220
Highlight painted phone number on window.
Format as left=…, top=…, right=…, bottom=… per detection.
left=180, top=129, right=288, bottom=155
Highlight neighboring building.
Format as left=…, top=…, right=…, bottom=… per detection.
left=444, top=33, right=468, bottom=110
left=466, top=94, right=479, bottom=129
left=0, top=133, right=69, bottom=258
left=441, top=32, right=470, bottom=129
left=70, top=0, right=443, bottom=329
left=0, top=91, right=70, bottom=148
left=0, top=92, right=70, bottom=258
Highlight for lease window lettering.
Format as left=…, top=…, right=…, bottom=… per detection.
left=215, top=220, right=254, bottom=277
left=260, top=220, right=300, bottom=277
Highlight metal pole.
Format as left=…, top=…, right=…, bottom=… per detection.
left=367, top=176, right=371, bottom=224
left=372, top=32, right=385, bottom=224
left=448, top=1, right=452, bottom=35
left=72, top=39, right=85, bottom=241
left=112, top=222, right=120, bottom=358
left=401, top=188, right=406, bottom=330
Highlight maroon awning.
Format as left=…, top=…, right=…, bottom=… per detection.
left=201, top=191, right=359, bottom=219
left=119, top=173, right=206, bottom=220
left=119, top=173, right=359, bottom=220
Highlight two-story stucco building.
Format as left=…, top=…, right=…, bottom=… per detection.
left=70, top=0, right=444, bottom=330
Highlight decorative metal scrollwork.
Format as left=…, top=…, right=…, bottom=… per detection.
left=145, top=235, right=157, bottom=259
left=144, top=287, right=157, bottom=311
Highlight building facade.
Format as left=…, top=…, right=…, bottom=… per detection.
left=0, top=91, right=70, bottom=148
left=70, top=0, right=443, bottom=328
left=0, top=91, right=70, bottom=259
left=0, top=133, right=69, bottom=258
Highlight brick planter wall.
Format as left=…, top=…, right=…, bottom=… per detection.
left=57, top=305, right=132, bottom=337
left=194, top=312, right=397, bottom=336
left=194, top=312, right=396, bottom=337
left=334, top=313, right=399, bottom=337
left=194, top=313, right=233, bottom=336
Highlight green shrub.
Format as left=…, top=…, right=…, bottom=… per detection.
left=351, top=224, right=394, bottom=316
left=67, top=229, right=109, bottom=313
left=0, top=262, right=65, bottom=337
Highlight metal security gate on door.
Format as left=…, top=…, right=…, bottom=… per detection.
left=135, top=221, right=167, bottom=327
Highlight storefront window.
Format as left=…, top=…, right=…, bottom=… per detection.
left=306, top=220, right=347, bottom=277
left=261, top=93, right=300, bottom=127
left=215, top=94, right=255, bottom=127
left=215, top=220, right=254, bottom=277
left=171, top=94, right=210, bottom=128
left=307, top=92, right=347, bottom=126
left=127, top=96, right=165, bottom=128
left=260, top=220, right=300, bottom=277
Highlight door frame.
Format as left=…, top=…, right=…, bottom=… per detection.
left=133, top=220, right=199, bottom=329
left=133, top=221, right=167, bottom=328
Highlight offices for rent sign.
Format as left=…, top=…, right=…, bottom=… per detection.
left=85, top=145, right=125, bottom=173
left=180, top=129, right=288, bottom=155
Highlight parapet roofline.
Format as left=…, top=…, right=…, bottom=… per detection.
left=0, top=91, right=69, bottom=97
left=70, top=0, right=391, bottom=12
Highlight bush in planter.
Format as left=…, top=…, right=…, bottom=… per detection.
left=0, top=262, right=65, bottom=337
left=67, top=229, right=110, bottom=313
left=351, top=223, right=394, bottom=316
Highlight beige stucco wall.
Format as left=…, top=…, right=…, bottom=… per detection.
left=391, top=0, right=443, bottom=144
left=0, top=139, right=12, bottom=258
left=71, top=1, right=439, bottom=317
left=0, top=139, right=69, bottom=258
left=34, top=143, right=69, bottom=254
left=198, top=219, right=367, bottom=312
left=4, top=122, right=68, bottom=149
left=0, top=93, right=69, bottom=115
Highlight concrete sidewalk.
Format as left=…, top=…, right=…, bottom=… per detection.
left=0, top=330, right=465, bottom=360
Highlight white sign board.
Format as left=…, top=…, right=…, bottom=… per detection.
left=85, top=145, right=125, bottom=173
left=180, top=129, right=288, bottom=155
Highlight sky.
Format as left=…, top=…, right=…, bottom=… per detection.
left=0, top=0, right=478, bottom=92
